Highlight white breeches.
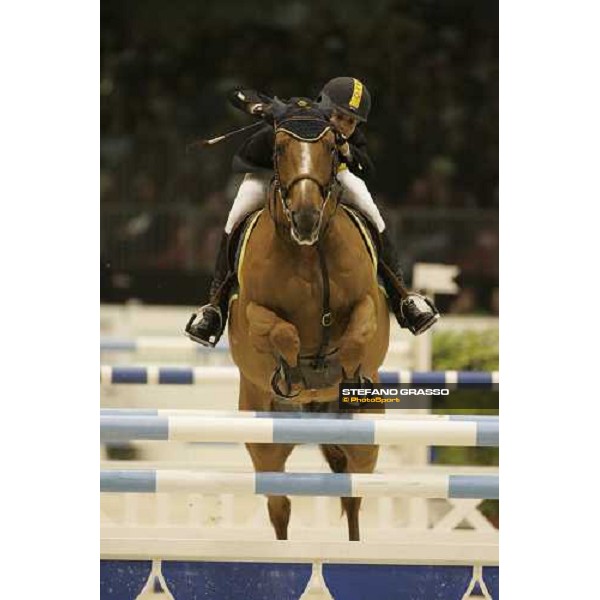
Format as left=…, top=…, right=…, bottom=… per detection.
left=224, top=174, right=269, bottom=234
left=336, top=168, right=385, bottom=232
left=224, top=169, right=385, bottom=234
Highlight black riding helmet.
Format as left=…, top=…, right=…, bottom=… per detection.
left=316, top=77, right=371, bottom=123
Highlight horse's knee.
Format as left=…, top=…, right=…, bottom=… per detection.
left=269, top=321, right=300, bottom=367
left=247, top=303, right=277, bottom=351
left=338, top=338, right=364, bottom=374
left=246, top=302, right=300, bottom=365
left=343, top=445, right=379, bottom=473
left=339, top=336, right=373, bottom=378
left=246, top=442, right=294, bottom=472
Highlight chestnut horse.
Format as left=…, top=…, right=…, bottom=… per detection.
left=228, top=104, right=389, bottom=541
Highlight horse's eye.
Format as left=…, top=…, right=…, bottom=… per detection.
left=276, top=145, right=285, bottom=157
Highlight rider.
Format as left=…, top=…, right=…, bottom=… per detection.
left=186, top=77, right=438, bottom=347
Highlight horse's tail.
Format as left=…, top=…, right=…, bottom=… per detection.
left=320, top=444, right=349, bottom=516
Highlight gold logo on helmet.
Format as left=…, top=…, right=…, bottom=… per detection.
left=349, top=79, right=363, bottom=109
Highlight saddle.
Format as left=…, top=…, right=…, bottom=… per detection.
left=339, top=204, right=379, bottom=271
left=223, top=209, right=264, bottom=305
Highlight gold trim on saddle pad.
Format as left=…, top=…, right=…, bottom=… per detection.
left=340, top=205, right=377, bottom=272
left=236, top=209, right=263, bottom=287
left=228, top=292, right=239, bottom=311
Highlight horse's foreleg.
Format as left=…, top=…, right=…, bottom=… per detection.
left=240, top=379, right=293, bottom=539
left=338, top=295, right=377, bottom=378
left=246, top=302, right=300, bottom=367
left=246, top=442, right=295, bottom=540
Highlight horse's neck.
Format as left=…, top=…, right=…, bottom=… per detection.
left=319, top=209, right=348, bottom=255
left=264, top=206, right=346, bottom=267
left=266, top=185, right=291, bottom=242
left=266, top=185, right=344, bottom=251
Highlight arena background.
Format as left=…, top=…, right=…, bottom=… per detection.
left=100, top=0, right=498, bottom=314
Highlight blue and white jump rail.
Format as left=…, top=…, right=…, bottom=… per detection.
left=100, top=336, right=410, bottom=357
left=101, top=335, right=231, bottom=354
left=101, top=470, right=499, bottom=499
left=100, top=364, right=500, bottom=387
left=102, top=408, right=500, bottom=419
left=100, top=411, right=499, bottom=446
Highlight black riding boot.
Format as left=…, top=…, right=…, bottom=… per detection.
left=185, top=233, right=233, bottom=347
left=378, top=230, right=439, bottom=335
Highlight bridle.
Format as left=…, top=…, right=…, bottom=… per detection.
left=271, top=116, right=341, bottom=238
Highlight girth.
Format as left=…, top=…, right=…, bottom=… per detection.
left=270, top=239, right=336, bottom=399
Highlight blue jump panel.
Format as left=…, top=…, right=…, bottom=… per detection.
left=100, top=560, right=151, bottom=600
left=323, top=564, right=476, bottom=600
left=161, top=561, right=312, bottom=600
left=484, top=566, right=500, bottom=598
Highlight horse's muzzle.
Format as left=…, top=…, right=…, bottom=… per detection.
left=291, top=209, right=320, bottom=245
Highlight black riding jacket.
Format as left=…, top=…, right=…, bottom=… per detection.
left=232, top=124, right=374, bottom=179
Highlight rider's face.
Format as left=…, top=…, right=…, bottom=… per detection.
left=330, top=109, right=358, bottom=138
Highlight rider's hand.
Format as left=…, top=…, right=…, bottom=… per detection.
left=250, top=103, right=268, bottom=116
left=337, top=141, right=351, bottom=157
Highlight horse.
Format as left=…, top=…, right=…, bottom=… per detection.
left=227, top=102, right=390, bottom=541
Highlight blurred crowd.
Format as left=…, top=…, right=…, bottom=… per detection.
left=101, top=0, right=498, bottom=313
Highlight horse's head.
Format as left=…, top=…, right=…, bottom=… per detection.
left=272, top=103, right=339, bottom=246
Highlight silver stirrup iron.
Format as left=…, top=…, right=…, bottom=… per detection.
left=184, top=305, right=223, bottom=347
left=400, top=293, right=440, bottom=336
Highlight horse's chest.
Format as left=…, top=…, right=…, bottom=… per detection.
left=254, top=254, right=366, bottom=318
